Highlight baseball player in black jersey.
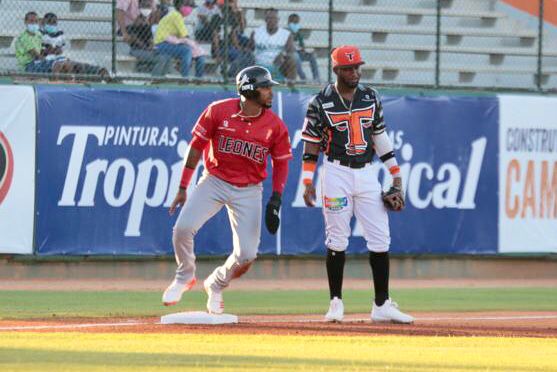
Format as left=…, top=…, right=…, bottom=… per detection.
left=300, top=45, right=413, bottom=323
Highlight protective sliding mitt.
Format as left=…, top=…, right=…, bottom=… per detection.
left=265, top=191, right=282, bottom=234
left=382, top=185, right=405, bottom=211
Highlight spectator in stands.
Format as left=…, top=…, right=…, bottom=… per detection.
left=154, top=0, right=206, bottom=78
left=151, top=0, right=194, bottom=31
left=15, top=11, right=62, bottom=74
left=40, top=12, right=111, bottom=80
left=213, top=0, right=253, bottom=77
left=126, top=0, right=173, bottom=76
left=194, top=0, right=221, bottom=43
left=38, top=12, right=74, bottom=73
left=117, top=0, right=154, bottom=43
left=250, top=8, right=296, bottom=83
left=148, top=1, right=170, bottom=37
left=288, top=13, right=320, bottom=84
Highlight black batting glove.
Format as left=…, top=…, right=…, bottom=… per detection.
left=265, top=191, right=281, bottom=235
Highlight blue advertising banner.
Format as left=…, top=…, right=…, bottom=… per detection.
left=36, top=86, right=499, bottom=255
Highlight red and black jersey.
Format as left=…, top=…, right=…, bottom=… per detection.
left=302, top=83, right=386, bottom=165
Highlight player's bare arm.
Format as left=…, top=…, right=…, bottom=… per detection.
left=302, top=142, right=320, bottom=207
left=392, top=176, right=402, bottom=188
left=169, top=146, right=203, bottom=215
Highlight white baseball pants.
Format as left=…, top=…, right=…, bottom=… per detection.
left=321, top=160, right=390, bottom=253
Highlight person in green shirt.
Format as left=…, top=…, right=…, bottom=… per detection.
left=287, top=13, right=321, bottom=84
left=15, top=11, right=58, bottom=73
left=154, top=0, right=205, bottom=77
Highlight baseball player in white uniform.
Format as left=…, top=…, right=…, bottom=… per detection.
left=300, top=45, right=413, bottom=324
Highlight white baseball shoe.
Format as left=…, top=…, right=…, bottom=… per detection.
left=371, top=298, right=414, bottom=324
left=204, top=279, right=224, bottom=314
left=324, top=297, right=344, bottom=322
left=162, top=277, right=197, bottom=306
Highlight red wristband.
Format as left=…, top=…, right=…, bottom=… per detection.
left=179, top=167, right=195, bottom=189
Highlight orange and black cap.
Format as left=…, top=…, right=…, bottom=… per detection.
left=331, top=45, right=365, bottom=68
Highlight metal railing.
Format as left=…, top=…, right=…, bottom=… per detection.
left=0, top=0, right=555, bottom=92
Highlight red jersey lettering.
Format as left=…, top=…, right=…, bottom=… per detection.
left=217, top=135, right=269, bottom=163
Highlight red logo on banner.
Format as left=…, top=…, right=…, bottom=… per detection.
left=0, top=131, right=14, bottom=205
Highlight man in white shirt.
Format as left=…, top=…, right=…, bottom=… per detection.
left=250, top=8, right=296, bottom=83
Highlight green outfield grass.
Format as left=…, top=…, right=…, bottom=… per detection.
left=1, top=287, right=556, bottom=319
left=1, top=333, right=557, bottom=371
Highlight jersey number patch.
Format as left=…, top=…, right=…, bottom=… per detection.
left=325, top=105, right=375, bottom=156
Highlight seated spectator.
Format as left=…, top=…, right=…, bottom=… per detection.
left=126, top=0, right=172, bottom=76
left=154, top=0, right=206, bottom=78
left=288, top=13, right=320, bottom=84
left=15, top=11, right=63, bottom=74
left=117, top=0, right=154, bottom=42
left=250, top=8, right=296, bottom=83
left=40, top=12, right=110, bottom=80
left=152, top=0, right=196, bottom=28
left=38, top=13, right=73, bottom=70
left=194, top=0, right=221, bottom=43
left=213, top=0, right=253, bottom=77
left=148, top=1, right=170, bottom=36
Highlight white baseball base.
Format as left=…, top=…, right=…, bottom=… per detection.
left=160, top=311, right=238, bottom=325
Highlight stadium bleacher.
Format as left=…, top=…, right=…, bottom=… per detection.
left=0, top=0, right=555, bottom=89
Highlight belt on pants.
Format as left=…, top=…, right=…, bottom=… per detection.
left=327, top=156, right=368, bottom=169
left=230, top=181, right=261, bottom=188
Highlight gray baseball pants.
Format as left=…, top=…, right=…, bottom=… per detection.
left=172, top=172, right=262, bottom=289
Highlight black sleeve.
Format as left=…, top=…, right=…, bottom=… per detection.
left=372, top=88, right=386, bottom=135
left=301, top=95, right=324, bottom=144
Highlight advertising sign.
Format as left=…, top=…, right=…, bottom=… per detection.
left=499, top=95, right=557, bottom=253
left=36, top=87, right=500, bottom=255
left=0, top=86, right=35, bottom=254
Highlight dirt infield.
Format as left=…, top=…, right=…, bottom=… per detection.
left=2, top=312, right=557, bottom=338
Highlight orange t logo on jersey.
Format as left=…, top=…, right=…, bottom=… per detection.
left=325, top=105, right=375, bottom=155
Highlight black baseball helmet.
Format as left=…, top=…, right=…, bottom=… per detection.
left=236, top=66, right=279, bottom=99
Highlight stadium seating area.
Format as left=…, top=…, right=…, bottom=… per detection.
left=0, top=0, right=556, bottom=89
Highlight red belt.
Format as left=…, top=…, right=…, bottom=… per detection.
left=229, top=181, right=260, bottom=188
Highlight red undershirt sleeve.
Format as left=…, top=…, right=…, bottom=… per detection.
left=271, top=158, right=289, bottom=194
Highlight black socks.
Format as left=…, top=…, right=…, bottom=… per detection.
left=369, top=251, right=390, bottom=306
left=326, top=248, right=345, bottom=300
left=326, top=249, right=390, bottom=305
